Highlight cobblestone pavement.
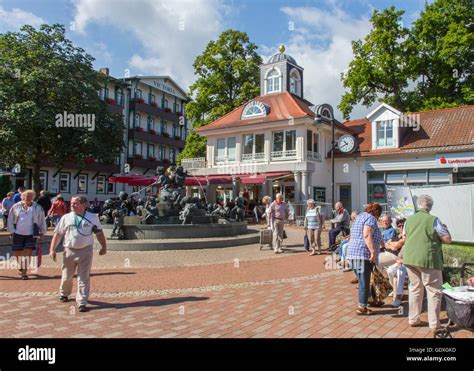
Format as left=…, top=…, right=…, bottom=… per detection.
left=0, top=226, right=471, bottom=338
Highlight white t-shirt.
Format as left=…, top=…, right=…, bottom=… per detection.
left=15, top=206, right=34, bottom=236
left=55, top=211, right=102, bottom=249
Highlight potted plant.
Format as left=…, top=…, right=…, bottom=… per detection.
left=84, top=157, right=96, bottom=164
left=134, top=154, right=143, bottom=160
left=149, top=156, right=157, bottom=161
left=176, top=112, right=183, bottom=117
left=164, top=107, right=172, bottom=113
left=105, top=97, right=116, bottom=105
left=162, top=132, right=170, bottom=138
left=163, top=159, right=170, bottom=165
left=135, top=97, right=145, bottom=104
left=174, top=135, right=181, bottom=141
left=136, top=127, right=144, bottom=132
left=149, top=129, right=156, bottom=134
left=150, top=102, right=158, bottom=108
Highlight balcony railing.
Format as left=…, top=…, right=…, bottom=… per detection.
left=241, top=153, right=265, bottom=162
left=271, top=150, right=297, bottom=161
left=181, top=157, right=206, bottom=170
left=215, top=156, right=236, bottom=163
left=307, top=151, right=322, bottom=162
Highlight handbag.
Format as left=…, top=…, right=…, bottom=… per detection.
left=370, top=265, right=392, bottom=303
left=303, top=233, right=310, bottom=251
left=283, top=230, right=288, bottom=239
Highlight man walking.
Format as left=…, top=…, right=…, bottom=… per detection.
left=49, top=195, right=107, bottom=312
left=328, top=202, right=350, bottom=250
left=403, top=194, right=451, bottom=332
left=268, top=193, right=288, bottom=254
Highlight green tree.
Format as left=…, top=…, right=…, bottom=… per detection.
left=407, top=0, right=473, bottom=111
left=0, top=24, right=124, bottom=196
left=339, top=0, right=473, bottom=119
left=178, top=29, right=262, bottom=162
left=0, top=176, right=12, bottom=198
left=339, top=6, right=411, bottom=119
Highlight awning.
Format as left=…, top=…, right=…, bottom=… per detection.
left=240, top=171, right=292, bottom=184
left=184, top=175, right=233, bottom=186
left=108, top=175, right=158, bottom=186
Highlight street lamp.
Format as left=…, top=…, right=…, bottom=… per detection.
left=312, top=104, right=335, bottom=205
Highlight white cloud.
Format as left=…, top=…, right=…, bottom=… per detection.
left=73, top=0, right=229, bottom=92
left=0, top=6, right=45, bottom=32
left=272, top=4, right=375, bottom=120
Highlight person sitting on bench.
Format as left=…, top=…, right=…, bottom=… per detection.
left=328, top=202, right=350, bottom=251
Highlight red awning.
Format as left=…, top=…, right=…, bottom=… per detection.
left=108, top=175, right=158, bottom=186
left=240, top=171, right=292, bottom=184
left=184, top=175, right=233, bottom=186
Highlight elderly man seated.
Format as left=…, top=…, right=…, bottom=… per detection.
left=327, top=202, right=350, bottom=251
left=385, top=218, right=408, bottom=307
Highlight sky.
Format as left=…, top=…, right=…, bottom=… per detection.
left=0, top=0, right=430, bottom=120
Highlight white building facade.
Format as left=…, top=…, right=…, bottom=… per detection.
left=186, top=49, right=474, bottom=213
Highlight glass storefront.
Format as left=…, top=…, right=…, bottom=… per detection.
left=367, top=168, right=452, bottom=203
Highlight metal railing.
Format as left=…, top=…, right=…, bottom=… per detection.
left=271, top=150, right=297, bottom=161
left=307, top=151, right=322, bottom=162
left=181, top=157, right=206, bottom=170
left=241, top=152, right=265, bottom=161
left=289, top=202, right=334, bottom=225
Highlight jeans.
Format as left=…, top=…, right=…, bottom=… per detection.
left=350, top=259, right=373, bottom=308
left=329, top=226, right=350, bottom=246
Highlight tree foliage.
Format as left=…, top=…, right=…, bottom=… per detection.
left=179, top=29, right=262, bottom=162
left=339, top=0, right=473, bottom=119
left=0, top=24, right=124, bottom=195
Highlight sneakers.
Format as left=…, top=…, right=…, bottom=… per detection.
left=78, top=305, right=88, bottom=313
left=59, top=296, right=68, bottom=303
left=409, top=320, right=428, bottom=328
left=392, top=298, right=402, bottom=308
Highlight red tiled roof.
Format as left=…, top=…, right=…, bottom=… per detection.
left=196, top=92, right=355, bottom=134
left=341, top=105, right=474, bottom=157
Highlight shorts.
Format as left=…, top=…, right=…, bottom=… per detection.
left=12, top=233, right=36, bottom=251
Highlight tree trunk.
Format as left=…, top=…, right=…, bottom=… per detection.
left=32, top=161, right=42, bottom=200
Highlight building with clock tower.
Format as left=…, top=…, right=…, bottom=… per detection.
left=184, top=46, right=357, bottom=212
left=183, top=46, right=474, bottom=216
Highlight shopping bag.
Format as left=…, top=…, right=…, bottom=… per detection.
left=303, top=234, right=310, bottom=251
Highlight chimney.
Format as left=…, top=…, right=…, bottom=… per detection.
left=99, top=67, right=110, bottom=76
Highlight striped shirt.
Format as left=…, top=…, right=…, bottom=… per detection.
left=346, top=212, right=382, bottom=261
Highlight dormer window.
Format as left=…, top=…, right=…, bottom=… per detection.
left=265, top=68, right=281, bottom=94
left=376, top=120, right=394, bottom=147
left=241, top=100, right=269, bottom=119
left=289, top=69, right=301, bottom=96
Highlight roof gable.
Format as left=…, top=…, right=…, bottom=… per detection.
left=343, top=105, right=474, bottom=156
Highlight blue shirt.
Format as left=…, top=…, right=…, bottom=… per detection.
left=346, top=212, right=382, bottom=261
left=382, top=226, right=397, bottom=243
left=13, top=193, right=21, bottom=203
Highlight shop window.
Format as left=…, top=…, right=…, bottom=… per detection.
left=368, top=183, right=386, bottom=203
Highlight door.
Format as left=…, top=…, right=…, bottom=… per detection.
left=339, top=185, right=351, bottom=213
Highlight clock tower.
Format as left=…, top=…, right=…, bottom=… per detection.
left=260, top=45, right=304, bottom=98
